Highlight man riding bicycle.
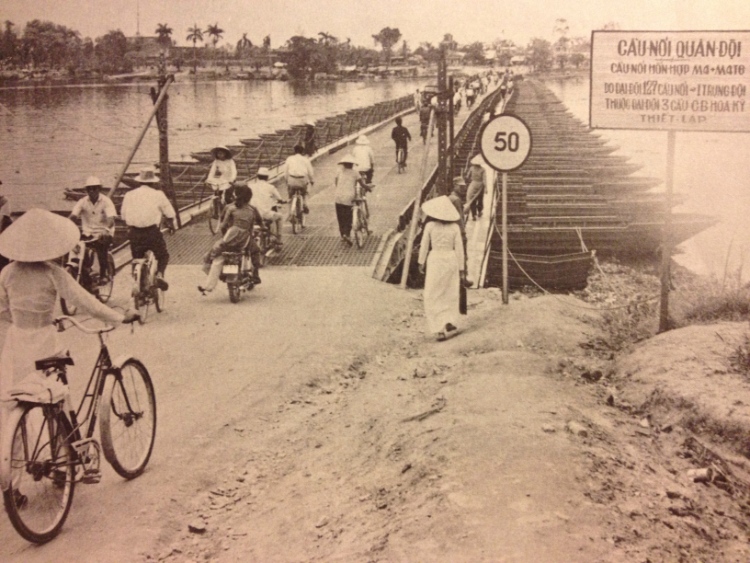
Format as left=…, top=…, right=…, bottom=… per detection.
left=68, top=176, right=117, bottom=285
left=249, top=167, right=285, bottom=247
left=284, top=144, right=314, bottom=215
left=120, top=166, right=176, bottom=291
left=391, top=117, right=412, bottom=168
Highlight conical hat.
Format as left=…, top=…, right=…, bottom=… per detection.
left=355, top=135, right=369, bottom=145
left=338, top=154, right=356, bottom=165
left=0, top=208, right=80, bottom=262
left=211, top=145, right=233, bottom=159
left=421, top=196, right=460, bottom=222
left=471, top=154, right=484, bottom=165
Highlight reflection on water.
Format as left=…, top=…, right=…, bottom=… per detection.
left=544, top=77, right=750, bottom=282
left=0, top=78, right=425, bottom=210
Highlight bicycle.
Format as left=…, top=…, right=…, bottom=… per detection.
left=1, top=314, right=155, bottom=544
left=396, top=147, right=406, bottom=174
left=352, top=181, right=374, bottom=249
left=60, top=235, right=115, bottom=316
left=253, top=219, right=283, bottom=267
left=200, top=182, right=234, bottom=235
left=131, top=250, right=165, bottom=324
left=288, top=188, right=306, bottom=235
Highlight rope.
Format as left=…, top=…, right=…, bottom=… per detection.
left=491, top=222, right=659, bottom=311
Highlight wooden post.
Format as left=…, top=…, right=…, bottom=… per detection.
left=153, top=60, right=181, bottom=227
left=108, top=75, right=173, bottom=200
left=436, top=47, right=448, bottom=195
left=659, top=130, right=676, bottom=332
left=399, top=109, right=436, bottom=289
left=448, top=76, right=455, bottom=181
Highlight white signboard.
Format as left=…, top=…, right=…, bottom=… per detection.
left=479, top=115, right=532, bottom=172
left=590, top=30, right=750, bottom=132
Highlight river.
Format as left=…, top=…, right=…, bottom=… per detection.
left=544, top=75, right=750, bottom=283
left=0, top=77, right=425, bottom=209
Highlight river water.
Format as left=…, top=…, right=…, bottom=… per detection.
left=543, top=76, right=750, bottom=283
left=0, top=77, right=425, bottom=209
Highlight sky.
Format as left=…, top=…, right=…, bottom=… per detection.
left=3, top=0, right=750, bottom=49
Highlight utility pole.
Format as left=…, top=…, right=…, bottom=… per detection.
left=151, top=54, right=181, bottom=227
left=448, top=76, right=455, bottom=182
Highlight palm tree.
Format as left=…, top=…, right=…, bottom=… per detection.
left=155, top=23, right=173, bottom=51
left=205, top=23, right=224, bottom=67
left=186, top=24, right=203, bottom=73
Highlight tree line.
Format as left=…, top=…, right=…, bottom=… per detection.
left=0, top=17, right=593, bottom=79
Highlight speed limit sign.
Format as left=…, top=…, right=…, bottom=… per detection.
left=479, top=114, right=532, bottom=172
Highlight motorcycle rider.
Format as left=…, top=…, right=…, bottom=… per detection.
left=198, top=184, right=262, bottom=294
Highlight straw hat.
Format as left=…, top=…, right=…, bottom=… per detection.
left=211, top=145, right=233, bottom=159
left=421, top=196, right=460, bottom=222
left=338, top=155, right=356, bottom=166
left=306, top=120, right=316, bottom=127
left=133, top=166, right=160, bottom=184
left=355, top=135, right=370, bottom=145
left=0, top=208, right=79, bottom=262
left=257, top=166, right=270, bottom=177
left=471, top=155, right=484, bottom=165
left=84, top=176, right=102, bottom=189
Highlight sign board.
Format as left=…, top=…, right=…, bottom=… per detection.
left=479, top=115, right=532, bottom=171
left=590, top=30, right=750, bottom=132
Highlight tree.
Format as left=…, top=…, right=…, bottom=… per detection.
left=0, top=20, right=19, bottom=65
left=94, top=30, right=129, bottom=74
left=155, top=23, right=173, bottom=51
left=464, top=41, right=485, bottom=65
left=284, top=35, right=317, bottom=79
left=526, top=38, right=553, bottom=72
left=186, top=24, right=203, bottom=73
left=569, top=52, right=586, bottom=69
left=236, top=32, right=252, bottom=58
left=205, top=23, right=224, bottom=67
left=441, top=33, right=458, bottom=51
left=372, top=27, right=401, bottom=67
left=262, top=35, right=270, bottom=49
left=21, top=20, right=81, bottom=69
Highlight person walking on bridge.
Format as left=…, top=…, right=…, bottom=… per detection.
left=284, top=144, right=314, bottom=215
left=391, top=117, right=412, bottom=168
left=464, top=155, right=486, bottom=221
left=418, top=196, right=465, bottom=342
left=334, top=155, right=370, bottom=246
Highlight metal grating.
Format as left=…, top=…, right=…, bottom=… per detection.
left=166, top=217, right=379, bottom=267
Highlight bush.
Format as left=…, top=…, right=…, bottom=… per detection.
left=671, top=267, right=750, bottom=325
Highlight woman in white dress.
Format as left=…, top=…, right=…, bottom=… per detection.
left=417, top=196, right=466, bottom=341
left=0, top=209, right=138, bottom=401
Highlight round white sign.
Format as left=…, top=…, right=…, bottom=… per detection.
left=479, top=115, right=532, bottom=172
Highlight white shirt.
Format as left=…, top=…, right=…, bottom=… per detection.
left=120, top=186, right=176, bottom=228
left=70, top=194, right=117, bottom=236
left=284, top=154, right=314, bottom=183
left=250, top=179, right=283, bottom=215
left=206, top=158, right=237, bottom=190
left=352, top=144, right=375, bottom=172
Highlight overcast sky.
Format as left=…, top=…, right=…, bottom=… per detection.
left=3, top=0, right=750, bottom=48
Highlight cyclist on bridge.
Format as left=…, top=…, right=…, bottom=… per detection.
left=284, top=144, right=314, bottom=216
left=391, top=117, right=412, bottom=168
left=249, top=167, right=285, bottom=247
left=120, top=166, right=176, bottom=292
left=68, top=176, right=117, bottom=285
left=0, top=209, right=137, bottom=403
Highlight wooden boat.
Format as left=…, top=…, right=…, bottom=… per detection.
left=485, top=250, right=594, bottom=291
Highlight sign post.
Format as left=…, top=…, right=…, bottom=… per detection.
left=590, top=30, right=750, bottom=331
left=479, top=114, right=532, bottom=304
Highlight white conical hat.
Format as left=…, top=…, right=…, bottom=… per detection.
left=421, top=196, right=460, bottom=222
left=338, top=154, right=357, bottom=165
left=0, top=208, right=79, bottom=262
left=355, top=135, right=369, bottom=145
left=471, top=154, right=484, bottom=165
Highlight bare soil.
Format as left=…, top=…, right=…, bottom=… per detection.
left=1, top=265, right=749, bottom=562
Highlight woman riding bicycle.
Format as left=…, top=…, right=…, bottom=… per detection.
left=0, top=209, right=138, bottom=402
left=206, top=145, right=238, bottom=205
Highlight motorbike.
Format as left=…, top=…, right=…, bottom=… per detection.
left=219, top=250, right=255, bottom=303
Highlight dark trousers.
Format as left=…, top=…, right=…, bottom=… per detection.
left=470, top=188, right=485, bottom=218
left=87, top=235, right=113, bottom=276
left=129, top=225, right=169, bottom=276
left=335, top=203, right=353, bottom=237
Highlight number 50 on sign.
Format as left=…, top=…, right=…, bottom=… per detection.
left=479, top=115, right=532, bottom=171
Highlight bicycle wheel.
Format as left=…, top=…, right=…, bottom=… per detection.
left=97, top=253, right=116, bottom=304
left=100, top=359, right=156, bottom=479
left=133, top=265, right=149, bottom=325
left=291, top=197, right=302, bottom=234
left=3, top=405, right=76, bottom=544
left=353, top=207, right=364, bottom=249
left=256, top=234, right=267, bottom=267
left=60, top=265, right=80, bottom=316
left=397, top=149, right=405, bottom=173
left=208, top=195, right=222, bottom=235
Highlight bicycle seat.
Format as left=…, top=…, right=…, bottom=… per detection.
left=35, top=351, right=74, bottom=371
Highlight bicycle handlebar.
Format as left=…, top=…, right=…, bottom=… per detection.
left=54, top=315, right=117, bottom=334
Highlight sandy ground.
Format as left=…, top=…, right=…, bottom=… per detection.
left=2, top=262, right=749, bottom=562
